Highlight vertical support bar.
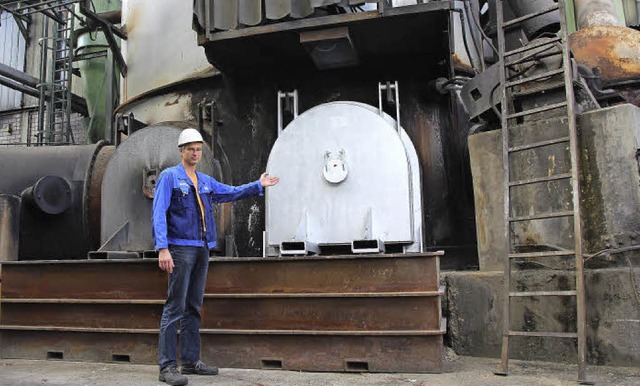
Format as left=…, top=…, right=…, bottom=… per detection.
left=65, top=14, right=76, bottom=144
left=277, top=91, right=284, bottom=136
left=394, top=81, right=400, bottom=133
left=378, top=82, right=383, bottom=116
left=105, top=49, right=115, bottom=144
left=37, top=17, right=50, bottom=146
left=277, top=90, right=298, bottom=136
left=558, top=1, right=588, bottom=383
left=197, top=101, right=204, bottom=132
left=292, top=90, right=298, bottom=118
left=377, top=81, right=401, bottom=133
left=495, top=0, right=511, bottom=376
left=209, top=102, right=216, bottom=158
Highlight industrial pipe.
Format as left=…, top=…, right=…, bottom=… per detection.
left=575, top=0, right=621, bottom=28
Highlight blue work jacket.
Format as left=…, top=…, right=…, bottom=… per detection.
left=152, top=163, right=263, bottom=250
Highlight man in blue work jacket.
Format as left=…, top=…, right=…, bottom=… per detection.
left=152, top=128, right=279, bottom=386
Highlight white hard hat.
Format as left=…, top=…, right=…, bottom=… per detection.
left=178, top=128, right=204, bottom=147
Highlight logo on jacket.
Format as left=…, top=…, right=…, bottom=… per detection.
left=178, top=180, right=190, bottom=195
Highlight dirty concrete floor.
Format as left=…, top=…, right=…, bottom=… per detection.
left=1, top=355, right=639, bottom=386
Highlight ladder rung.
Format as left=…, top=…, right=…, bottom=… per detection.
left=509, top=173, right=572, bottom=187
left=504, top=37, right=562, bottom=57
left=509, top=211, right=574, bottom=222
left=505, top=69, right=565, bottom=88
left=506, top=47, right=563, bottom=67
left=512, top=80, right=565, bottom=98
left=509, top=290, right=577, bottom=297
left=508, top=331, right=577, bottom=338
left=508, top=136, right=570, bottom=152
left=506, top=101, right=567, bottom=119
left=509, top=250, right=575, bottom=259
left=503, top=5, right=560, bottom=29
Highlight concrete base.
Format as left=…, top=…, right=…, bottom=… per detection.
left=468, top=104, right=640, bottom=271
left=443, top=267, right=640, bottom=366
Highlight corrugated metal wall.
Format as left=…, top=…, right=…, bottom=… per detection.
left=0, top=12, right=27, bottom=111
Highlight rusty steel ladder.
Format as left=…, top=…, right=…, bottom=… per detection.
left=494, top=0, right=591, bottom=383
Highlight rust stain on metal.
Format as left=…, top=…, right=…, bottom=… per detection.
left=570, top=26, right=640, bottom=82
left=164, top=97, right=181, bottom=107
left=451, top=54, right=474, bottom=74
left=87, top=146, right=114, bottom=250
left=124, top=3, right=138, bottom=35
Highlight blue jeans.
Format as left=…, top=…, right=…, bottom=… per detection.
left=158, top=245, right=209, bottom=370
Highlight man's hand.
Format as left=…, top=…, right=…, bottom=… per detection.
left=260, top=172, right=280, bottom=187
left=158, top=248, right=174, bottom=273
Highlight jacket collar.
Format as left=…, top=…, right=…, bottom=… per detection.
left=176, top=162, right=204, bottom=186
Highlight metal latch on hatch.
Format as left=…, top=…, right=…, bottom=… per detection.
left=323, top=149, right=348, bottom=184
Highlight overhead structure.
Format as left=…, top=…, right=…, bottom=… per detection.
left=194, top=0, right=380, bottom=31
left=193, top=1, right=452, bottom=73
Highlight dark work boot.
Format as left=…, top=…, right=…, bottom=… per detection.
left=159, top=364, right=188, bottom=385
left=181, top=360, right=219, bottom=375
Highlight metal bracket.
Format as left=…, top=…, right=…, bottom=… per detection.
left=280, top=210, right=319, bottom=256
left=277, top=90, right=298, bottom=136
left=378, top=81, right=400, bottom=133
left=323, top=149, right=348, bottom=184
left=351, top=208, right=385, bottom=254
left=114, top=112, right=142, bottom=146
left=198, top=99, right=218, bottom=157
left=198, top=100, right=217, bottom=127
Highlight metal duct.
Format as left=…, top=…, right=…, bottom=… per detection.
left=622, top=0, right=638, bottom=25
left=0, top=142, right=113, bottom=260
left=194, top=0, right=379, bottom=31
left=575, top=0, right=621, bottom=28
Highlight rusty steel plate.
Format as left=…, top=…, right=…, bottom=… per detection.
left=0, top=253, right=444, bottom=372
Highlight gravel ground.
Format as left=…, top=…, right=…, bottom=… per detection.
left=1, top=353, right=639, bottom=386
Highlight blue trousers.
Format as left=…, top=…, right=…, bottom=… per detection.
left=158, top=245, right=209, bottom=370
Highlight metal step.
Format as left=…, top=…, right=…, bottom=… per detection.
left=505, top=68, right=565, bottom=88
left=509, top=250, right=575, bottom=259
left=506, top=49, right=563, bottom=67
left=508, top=136, right=570, bottom=153
left=504, top=37, right=562, bottom=57
left=508, top=330, right=577, bottom=338
left=503, top=5, right=559, bottom=29
left=506, top=101, right=567, bottom=119
left=508, top=173, right=572, bottom=187
left=509, top=290, right=577, bottom=297
left=511, top=80, right=565, bottom=98
left=509, top=210, right=574, bottom=222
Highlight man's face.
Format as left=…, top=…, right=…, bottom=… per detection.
left=180, top=142, right=203, bottom=166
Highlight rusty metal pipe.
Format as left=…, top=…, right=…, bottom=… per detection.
left=575, top=0, right=621, bottom=28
